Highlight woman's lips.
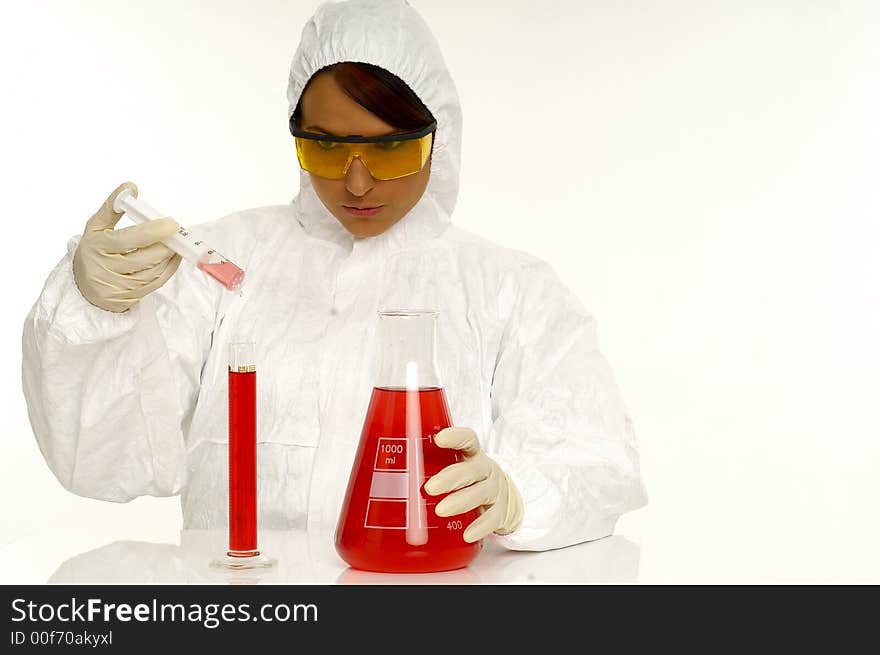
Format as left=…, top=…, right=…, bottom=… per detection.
left=343, top=205, right=385, bottom=217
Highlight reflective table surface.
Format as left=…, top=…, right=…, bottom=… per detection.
left=0, top=528, right=641, bottom=585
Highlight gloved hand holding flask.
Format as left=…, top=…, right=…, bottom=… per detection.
left=425, top=427, right=525, bottom=543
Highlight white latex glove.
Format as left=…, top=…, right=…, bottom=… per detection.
left=424, top=426, right=524, bottom=543
left=73, top=182, right=182, bottom=313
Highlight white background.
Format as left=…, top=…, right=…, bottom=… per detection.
left=2, top=0, right=878, bottom=582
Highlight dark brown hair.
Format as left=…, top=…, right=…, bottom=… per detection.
left=292, top=61, right=436, bottom=153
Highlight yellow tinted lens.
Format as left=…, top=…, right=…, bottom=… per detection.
left=359, top=138, right=426, bottom=180
left=296, top=138, right=352, bottom=179
left=295, top=133, right=432, bottom=180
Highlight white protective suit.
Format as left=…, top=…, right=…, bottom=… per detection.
left=21, top=0, right=647, bottom=551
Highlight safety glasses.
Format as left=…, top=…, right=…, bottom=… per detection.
left=289, top=117, right=436, bottom=181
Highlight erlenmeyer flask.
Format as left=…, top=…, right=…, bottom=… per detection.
left=335, top=310, right=482, bottom=573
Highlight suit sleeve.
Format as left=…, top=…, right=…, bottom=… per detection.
left=484, top=260, right=648, bottom=551
left=21, top=231, right=222, bottom=502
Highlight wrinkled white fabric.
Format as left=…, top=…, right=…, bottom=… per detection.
left=21, top=0, right=647, bottom=551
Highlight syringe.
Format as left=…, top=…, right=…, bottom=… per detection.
left=113, top=188, right=245, bottom=292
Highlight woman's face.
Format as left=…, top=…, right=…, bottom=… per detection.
left=297, top=71, right=432, bottom=239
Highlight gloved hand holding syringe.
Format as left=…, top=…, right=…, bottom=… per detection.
left=113, top=188, right=245, bottom=292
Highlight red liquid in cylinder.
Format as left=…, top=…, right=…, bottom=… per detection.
left=335, top=387, right=482, bottom=573
left=228, top=369, right=257, bottom=555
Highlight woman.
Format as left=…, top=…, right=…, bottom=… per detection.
left=22, top=0, right=647, bottom=551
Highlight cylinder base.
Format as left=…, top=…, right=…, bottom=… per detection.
left=210, top=551, right=276, bottom=570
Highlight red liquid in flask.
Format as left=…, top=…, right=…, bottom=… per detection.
left=335, top=387, right=482, bottom=573
left=198, top=259, right=245, bottom=291
left=228, top=368, right=257, bottom=555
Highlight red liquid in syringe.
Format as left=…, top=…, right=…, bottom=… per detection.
left=199, top=259, right=245, bottom=291
left=227, top=368, right=257, bottom=555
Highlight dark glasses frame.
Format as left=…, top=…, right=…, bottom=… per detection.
left=289, top=116, right=437, bottom=143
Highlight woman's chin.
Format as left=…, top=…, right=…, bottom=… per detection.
left=339, top=219, right=392, bottom=238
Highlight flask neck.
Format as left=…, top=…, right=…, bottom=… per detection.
left=375, top=312, right=442, bottom=390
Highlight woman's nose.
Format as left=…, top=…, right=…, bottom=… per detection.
left=344, top=156, right=376, bottom=195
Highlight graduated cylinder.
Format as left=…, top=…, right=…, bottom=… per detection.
left=227, top=342, right=258, bottom=557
